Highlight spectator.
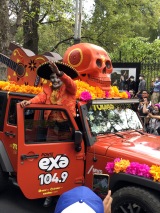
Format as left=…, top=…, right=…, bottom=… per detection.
left=137, top=90, right=149, bottom=100
left=129, top=89, right=135, bottom=98
left=137, top=97, right=153, bottom=126
left=141, top=90, right=149, bottom=99
left=112, top=79, right=118, bottom=87
left=119, top=70, right=127, bottom=90
left=111, top=72, right=119, bottom=87
left=151, top=76, right=160, bottom=105
left=54, top=186, right=112, bottom=213
left=142, top=97, right=153, bottom=114
left=145, top=103, right=160, bottom=135
left=136, top=75, right=146, bottom=97
left=125, top=76, right=136, bottom=92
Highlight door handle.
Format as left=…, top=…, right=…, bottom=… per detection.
left=21, top=154, right=39, bottom=160
left=5, top=131, right=15, bottom=138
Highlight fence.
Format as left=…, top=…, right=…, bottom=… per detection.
left=112, top=60, right=160, bottom=91
left=141, top=61, right=160, bottom=90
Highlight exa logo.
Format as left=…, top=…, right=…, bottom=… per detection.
left=39, top=155, right=69, bottom=172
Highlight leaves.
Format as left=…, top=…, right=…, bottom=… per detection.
left=2, top=0, right=160, bottom=60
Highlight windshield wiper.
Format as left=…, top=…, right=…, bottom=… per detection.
left=133, top=129, right=145, bottom=135
left=114, top=133, right=124, bottom=138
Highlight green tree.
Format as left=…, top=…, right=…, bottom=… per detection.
left=2, top=0, right=160, bottom=58
left=82, top=0, right=160, bottom=53
left=10, top=0, right=75, bottom=54
left=110, top=37, right=160, bottom=62
left=0, top=0, right=10, bottom=80
left=0, top=0, right=10, bottom=55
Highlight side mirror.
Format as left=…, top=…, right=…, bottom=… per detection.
left=74, top=130, right=82, bottom=152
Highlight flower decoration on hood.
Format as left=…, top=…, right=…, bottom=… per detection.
left=105, top=158, right=160, bottom=182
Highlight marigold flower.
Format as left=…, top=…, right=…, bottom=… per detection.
left=105, top=158, right=160, bottom=183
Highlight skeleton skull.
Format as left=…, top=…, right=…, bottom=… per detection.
left=63, top=43, right=113, bottom=91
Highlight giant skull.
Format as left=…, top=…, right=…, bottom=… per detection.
left=63, top=43, right=113, bottom=91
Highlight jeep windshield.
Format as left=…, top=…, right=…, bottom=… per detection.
left=86, top=99, right=143, bottom=136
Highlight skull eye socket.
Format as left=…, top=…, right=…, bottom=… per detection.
left=105, top=61, right=111, bottom=69
left=96, top=59, right=102, bottom=68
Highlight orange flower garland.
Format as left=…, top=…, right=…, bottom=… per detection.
left=0, top=80, right=129, bottom=99
left=75, top=80, right=129, bottom=100
left=75, top=80, right=105, bottom=99
left=0, top=81, right=42, bottom=94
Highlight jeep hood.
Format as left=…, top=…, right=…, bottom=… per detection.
left=88, top=131, right=160, bottom=165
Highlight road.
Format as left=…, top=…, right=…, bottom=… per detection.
left=0, top=181, right=57, bottom=213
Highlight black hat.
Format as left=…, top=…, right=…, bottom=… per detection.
left=37, top=61, right=79, bottom=80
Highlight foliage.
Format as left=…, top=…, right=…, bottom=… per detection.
left=0, top=0, right=10, bottom=55
left=8, top=0, right=75, bottom=54
left=1, top=0, right=160, bottom=60
left=81, top=0, right=160, bottom=53
left=110, top=37, right=160, bottom=62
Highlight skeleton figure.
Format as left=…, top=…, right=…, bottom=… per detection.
left=63, top=43, right=113, bottom=91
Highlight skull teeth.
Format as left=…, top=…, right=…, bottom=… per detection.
left=89, top=76, right=108, bottom=84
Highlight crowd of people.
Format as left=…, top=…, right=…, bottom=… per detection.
left=137, top=93, right=160, bottom=135
left=113, top=73, right=160, bottom=135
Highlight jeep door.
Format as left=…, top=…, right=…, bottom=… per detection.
left=16, top=103, right=85, bottom=199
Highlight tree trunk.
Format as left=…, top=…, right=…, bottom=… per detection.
left=0, top=0, right=10, bottom=80
left=22, top=0, right=40, bottom=54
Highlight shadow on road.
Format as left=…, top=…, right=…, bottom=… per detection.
left=0, top=181, right=57, bottom=213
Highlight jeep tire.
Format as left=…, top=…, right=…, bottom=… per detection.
left=0, top=166, right=9, bottom=192
left=112, top=186, right=160, bottom=213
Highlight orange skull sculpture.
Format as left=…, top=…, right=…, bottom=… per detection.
left=63, top=43, right=113, bottom=91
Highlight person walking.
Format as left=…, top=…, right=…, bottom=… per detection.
left=136, top=75, right=146, bottom=98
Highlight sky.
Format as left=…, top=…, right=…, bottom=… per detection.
left=83, top=0, right=95, bottom=15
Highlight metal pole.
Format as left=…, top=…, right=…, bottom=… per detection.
left=74, top=0, right=79, bottom=44
left=77, top=0, right=82, bottom=41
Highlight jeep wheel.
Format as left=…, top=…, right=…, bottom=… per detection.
left=0, top=166, right=9, bottom=192
left=112, top=186, right=160, bottom=213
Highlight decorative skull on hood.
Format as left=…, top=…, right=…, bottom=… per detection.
left=63, top=43, right=113, bottom=91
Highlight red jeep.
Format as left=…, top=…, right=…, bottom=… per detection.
left=0, top=90, right=160, bottom=213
